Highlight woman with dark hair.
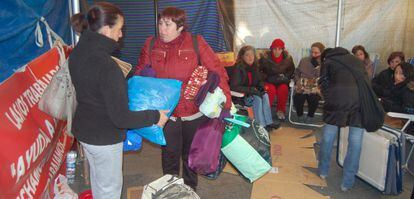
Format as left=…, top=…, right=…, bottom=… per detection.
left=372, top=51, right=405, bottom=109
left=230, top=45, right=280, bottom=131
left=259, top=38, right=295, bottom=120
left=132, top=7, right=232, bottom=191
left=352, top=45, right=374, bottom=79
left=293, top=42, right=325, bottom=122
left=382, top=62, right=414, bottom=113
left=69, top=2, right=168, bottom=198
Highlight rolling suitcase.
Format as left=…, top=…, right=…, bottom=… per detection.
left=337, top=125, right=403, bottom=194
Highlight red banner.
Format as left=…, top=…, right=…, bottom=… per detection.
left=0, top=47, right=74, bottom=198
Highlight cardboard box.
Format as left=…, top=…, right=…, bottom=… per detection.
left=127, top=186, right=143, bottom=199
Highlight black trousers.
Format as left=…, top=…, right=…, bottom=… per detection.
left=161, top=115, right=208, bottom=188
left=293, top=93, right=321, bottom=117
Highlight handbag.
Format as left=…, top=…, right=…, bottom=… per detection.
left=188, top=119, right=225, bottom=175
left=111, top=56, right=132, bottom=77
left=267, top=74, right=290, bottom=85
left=38, top=45, right=77, bottom=132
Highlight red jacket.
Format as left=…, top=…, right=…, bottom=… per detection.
left=135, top=32, right=231, bottom=117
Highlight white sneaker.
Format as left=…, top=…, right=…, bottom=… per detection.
left=277, top=111, right=285, bottom=120
left=340, top=185, right=350, bottom=192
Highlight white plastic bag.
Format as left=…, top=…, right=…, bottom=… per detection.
left=141, top=174, right=200, bottom=199
left=199, top=87, right=226, bottom=118
left=38, top=45, right=77, bottom=134
left=53, top=174, right=78, bottom=199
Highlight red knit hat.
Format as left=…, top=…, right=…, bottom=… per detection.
left=270, top=38, right=285, bottom=49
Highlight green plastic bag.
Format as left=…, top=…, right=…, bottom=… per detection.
left=221, top=135, right=271, bottom=182
left=222, top=115, right=249, bottom=147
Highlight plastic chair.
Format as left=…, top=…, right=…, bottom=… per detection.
left=287, top=80, right=324, bottom=127
left=387, top=112, right=414, bottom=176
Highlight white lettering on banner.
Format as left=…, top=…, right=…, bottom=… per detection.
left=4, top=68, right=57, bottom=130
left=45, top=119, right=55, bottom=138
left=10, top=128, right=52, bottom=183
left=48, top=138, right=65, bottom=179
left=16, top=161, right=44, bottom=199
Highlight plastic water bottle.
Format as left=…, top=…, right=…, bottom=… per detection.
left=66, top=151, right=77, bottom=184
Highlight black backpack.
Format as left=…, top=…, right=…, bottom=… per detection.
left=331, top=58, right=384, bottom=132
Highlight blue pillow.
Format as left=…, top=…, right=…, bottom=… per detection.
left=127, top=76, right=182, bottom=145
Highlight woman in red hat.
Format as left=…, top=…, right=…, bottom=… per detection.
left=259, top=38, right=295, bottom=120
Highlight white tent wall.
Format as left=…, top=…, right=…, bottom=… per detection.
left=234, top=0, right=414, bottom=73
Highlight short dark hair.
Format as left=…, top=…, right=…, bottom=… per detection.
left=387, top=51, right=405, bottom=64
left=158, top=7, right=187, bottom=31
left=352, top=45, right=370, bottom=60
left=70, top=2, right=124, bottom=33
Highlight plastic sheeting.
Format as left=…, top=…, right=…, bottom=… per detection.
left=0, top=0, right=72, bottom=83
left=88, top=0, right=228, bottom=66
left=230, top=0, right=414, bottom=72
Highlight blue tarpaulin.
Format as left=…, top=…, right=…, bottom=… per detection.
left=0, top=0, right=72, bottom=83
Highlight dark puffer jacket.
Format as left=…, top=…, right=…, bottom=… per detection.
left=259, top=51, right=295, bottom=85
left=318, top=47, right=367, bottom=127
left=230, top=62, right=264, bottom=96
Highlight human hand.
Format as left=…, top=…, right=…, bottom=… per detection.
left=140, top=65, right=156, bottom=77
left=157, top=110, right=169, bottom=127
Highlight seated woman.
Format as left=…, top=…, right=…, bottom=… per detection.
left=230, top=45, right=280, bottom=131
left=259, top=38, right=295, bottom=120
left=372, top=51, right=405, bottom=111
left=388, top=63, right=414, bottom=135
left=382, top=62, right=414, bottom=113
left=293, top=42, right=325, bottom=122
left=352, top=45, right=374, bottom=79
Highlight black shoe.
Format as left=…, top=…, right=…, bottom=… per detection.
left=268, top=122, right=281, bottom=129
left=265, top=125, right=273, bottom=132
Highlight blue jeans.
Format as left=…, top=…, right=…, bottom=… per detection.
left=252, top=93, right=273, bottom=127
left=318, top=124, right=364, bottom=189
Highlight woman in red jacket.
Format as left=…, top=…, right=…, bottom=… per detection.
left=133, top=7, right=231, bottom=190
left=259, top=38, right=295, bottom=120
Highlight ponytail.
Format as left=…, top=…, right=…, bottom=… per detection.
left=70, top=13, right=88, bottom=34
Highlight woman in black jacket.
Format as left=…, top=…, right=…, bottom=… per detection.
left=372, top=51, right=405, bottom=112
left=230, top=46, right=280, bottom=131
left=317, top=47, right=367, bottom=192
left=69, top=3, right=168, bottom=198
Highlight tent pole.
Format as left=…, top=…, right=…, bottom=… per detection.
left=154, top=0, right=159, bottom=37
left=335, top=0, right=343, bottom=47
left=70, top=0, right=81, bottom=45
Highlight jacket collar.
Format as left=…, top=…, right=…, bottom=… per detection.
left=80, top=30, right=119, bottom=54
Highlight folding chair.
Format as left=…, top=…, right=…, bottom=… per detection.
left=387, top=112, right=414, bottom=176
left=287, top=80, right=324, bottom=127
left=407, top=57, right=414, bottom=65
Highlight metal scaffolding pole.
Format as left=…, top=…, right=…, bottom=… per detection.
left=70, top=0, right=81, bottom=45
left=335, top=0, right=344, bottom=47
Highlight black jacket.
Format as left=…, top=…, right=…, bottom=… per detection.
left=259, top=51, right=295, bottom=85
left=383, top=81, right=414, bottom=113
left=319, top=47, right=366, bottom=127
left=372, top=68, right=394, bottom=98
left=69, top=30, right=159, bottom=145
left=230, top=62, right=264, bottom=96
